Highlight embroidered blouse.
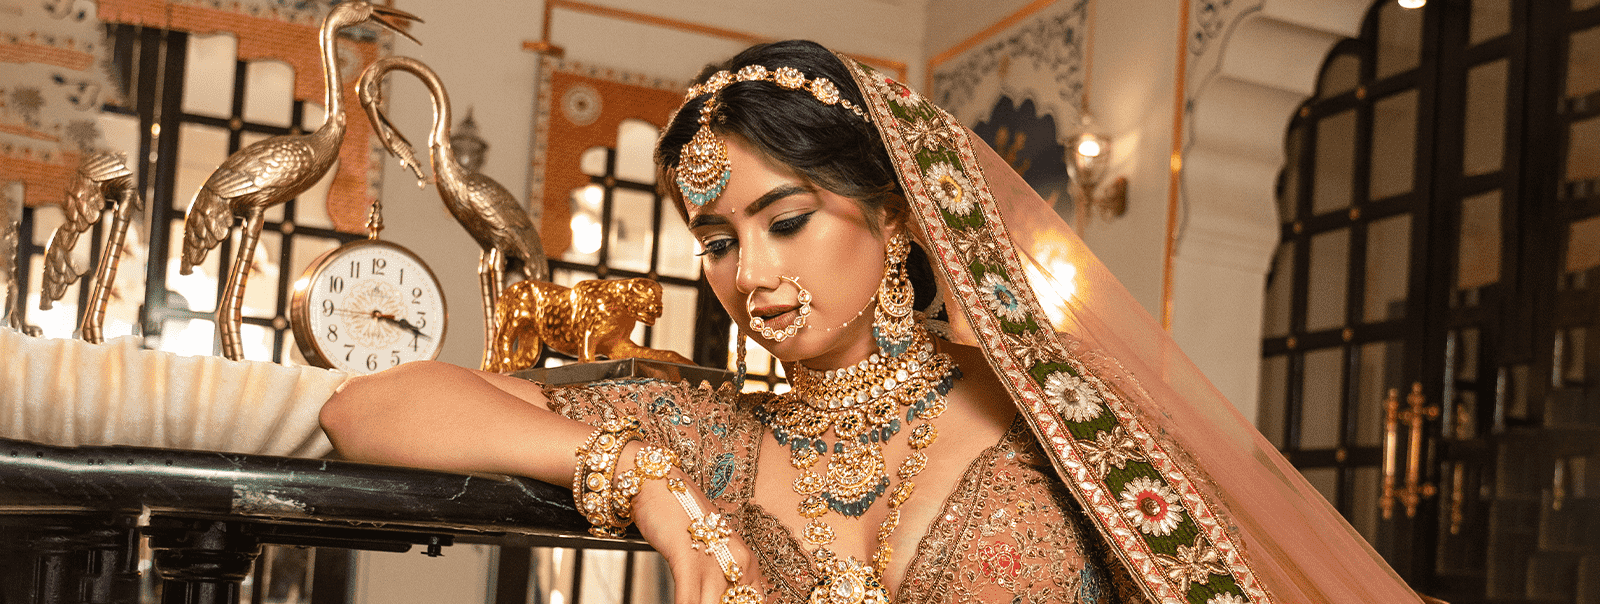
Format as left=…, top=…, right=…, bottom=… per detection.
left=545, top=378, right=1152, bottom=603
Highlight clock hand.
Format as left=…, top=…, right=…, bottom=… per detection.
left=369, top=311, right=434, bottom=341
left=329, top=308, right=434, bottom=341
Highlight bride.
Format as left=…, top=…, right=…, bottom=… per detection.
left=321, top=40, right=1425, bottom=604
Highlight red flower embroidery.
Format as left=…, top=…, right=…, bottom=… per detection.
left=1118, top=476, right=1184, bottom=536
left=884, top=76, right=912, bottom=98
left=976, top=540, right=1022, bottom=581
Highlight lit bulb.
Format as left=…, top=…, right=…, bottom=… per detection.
left=570, top=213, right=602, bottom=254
left=580, top=184, right=604, bottom=211
left=1398, top=0, right=1424, bottom=8
left=1076, top=138, right=1103, bottom=158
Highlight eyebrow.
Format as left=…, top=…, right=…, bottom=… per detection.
left=688, top=184, right=809, bottom=229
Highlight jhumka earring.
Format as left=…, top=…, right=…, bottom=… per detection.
left=676, top=96, right=732, bottom=207
left=747, top=275, right=812, bottom=342
left=873, top=234, right=915, bottom=357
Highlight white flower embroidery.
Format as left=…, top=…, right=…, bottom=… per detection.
left=979, top=272, right=1028, bottom=323
left=923, top=161, right=975, bottom=216
left=1118, top=476, right=1184, bottom=537
left=1206, top=594, right=1249, bottom=604
left=1043, top=371, right=1103, bottom=422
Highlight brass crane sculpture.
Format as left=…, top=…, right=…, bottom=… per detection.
left=180, top=2, right=420, bottom=360
left=357, top=56, right=549, bottom=370
left=1, top=187, right=28, bottom=334
left=39, top=151, right=140, bottom=343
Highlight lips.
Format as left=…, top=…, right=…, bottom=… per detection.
left=750, top=304, right=799, bottom=329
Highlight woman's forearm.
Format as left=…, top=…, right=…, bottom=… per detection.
left=318, top=360, right=594, bottom=485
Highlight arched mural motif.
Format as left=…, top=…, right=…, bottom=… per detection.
left=929, top=0, right=1088, bottom=224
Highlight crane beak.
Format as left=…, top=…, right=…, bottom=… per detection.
left=370, top=6, right=423, bottom=45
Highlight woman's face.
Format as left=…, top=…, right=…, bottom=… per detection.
left=686, top=135, right=895, bottom=370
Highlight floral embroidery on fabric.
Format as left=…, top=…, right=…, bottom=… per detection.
left=924, top=161, right=976, bottom=216
left=1155, top=534, right=1231, bottom=593
left=650, top=394, right=693, bottom=426
left=978, top=272, right=1028, bottom=324
left=975, top=541, right=1022, bottom=583
left=1207, top=594, right=1250, bottom=604
left=885, top=76, right=913, bottom=98
left=1118, top=476, right=1184, bottom=536
left=1075, top=426, right=1146, bottom=478
left=1005, top=331, right=1066, bottom=368
left=1042, top=371, right=1103, bottom=422
left=901, top=115, right=961, bottom=155
left=949, top=225, right=1005, bottom=268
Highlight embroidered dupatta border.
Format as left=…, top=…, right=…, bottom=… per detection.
left=840, top=57, right=1271, bottom=604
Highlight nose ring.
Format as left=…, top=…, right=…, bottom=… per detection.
left=746, top=275, right=812, bottom=342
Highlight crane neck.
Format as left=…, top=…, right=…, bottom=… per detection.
left=315, top=17, right=352, bottom=141
left=386, top=58, right=461, bottom=180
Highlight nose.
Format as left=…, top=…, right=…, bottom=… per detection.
left=734, top=239, right=782, bottom=296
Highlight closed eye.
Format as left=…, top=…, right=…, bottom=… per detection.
left=771, top=212, right=813, bottom=235
left=697, top=237, right=735, bottom=258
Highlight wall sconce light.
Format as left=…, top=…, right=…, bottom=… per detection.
left=1397, top=0, right=1425, bottom=9
left=450, top=108, right=489, bottom=173
left=1065, top=128, right=1128, bottom=229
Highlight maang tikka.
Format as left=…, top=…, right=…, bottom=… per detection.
left=873, top=234, right=915, bottom=357
left=674, top=65, right=870, bottom=207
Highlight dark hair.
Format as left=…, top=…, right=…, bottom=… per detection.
left=656, top=40, right=939, bottom=313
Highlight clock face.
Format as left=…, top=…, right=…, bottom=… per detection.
left=290, top=239, right=447, bottom=373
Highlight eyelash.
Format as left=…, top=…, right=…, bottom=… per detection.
left=696, top=212, right=815, bottom=259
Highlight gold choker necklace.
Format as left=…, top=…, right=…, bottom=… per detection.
left=753, top=321, right=959, bottom=604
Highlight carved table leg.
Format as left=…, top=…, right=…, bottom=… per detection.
left=0, top=515, right=140, bottom=604
left=146, top=521, right=260, bottom=604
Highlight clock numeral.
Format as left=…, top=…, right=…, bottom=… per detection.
left=321, top=299, right=334, bottom=316
left=398, top=268, right=405, bottom=285
left=349, top=261, right=361, bottom=279
left=411, top=333, right=420, bottom=351
left=366, top=353, right=378, bottom=371
left=328, top=275, right=344, bottom=293
left=412, top=287, right=423, bottom=303
left=391, top=350, right=401, bottom=366
left=371, top=257, right=387, bottom=276
left=326, top=325, right=339, bottom=342
left=415, top=312, right=427, bottom=328
left=343, top=343, right=355, bottom=361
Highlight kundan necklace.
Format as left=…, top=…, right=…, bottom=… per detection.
left=754, top=322, right=960, bottom=604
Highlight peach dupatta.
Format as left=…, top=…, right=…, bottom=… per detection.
left=841, top=55, right=1422, bottom=604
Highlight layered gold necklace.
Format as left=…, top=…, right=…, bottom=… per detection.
left=754, top=323, right=959, bottom=604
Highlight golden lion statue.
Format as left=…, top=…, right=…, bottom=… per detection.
left=486, top=277, right=693, bottom=373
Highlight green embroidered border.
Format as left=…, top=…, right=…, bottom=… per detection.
left=842, top=56, right=1269, bottom=604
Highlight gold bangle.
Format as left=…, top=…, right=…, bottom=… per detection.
left=572, top=416, right=641, bottom=537
left=612, top=445, right=679, bottom=523
left=667, top=477, right=743, bottom=583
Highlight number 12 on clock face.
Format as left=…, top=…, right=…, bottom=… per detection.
left=290, top=239, right=448, bottom=374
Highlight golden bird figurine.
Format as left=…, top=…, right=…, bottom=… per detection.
left=357, top=56, right=549, bottom=370
left=39, top=151, right=140, bottom=343
left=1, top=186, right=27, bottom=334
left=180, top=2, right=420, bottom=360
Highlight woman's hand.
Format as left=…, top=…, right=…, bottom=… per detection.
left=626, top=456, right=766, bottom=604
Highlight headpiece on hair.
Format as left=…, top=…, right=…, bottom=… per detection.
left=675, top=65, right=871, bottom=207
